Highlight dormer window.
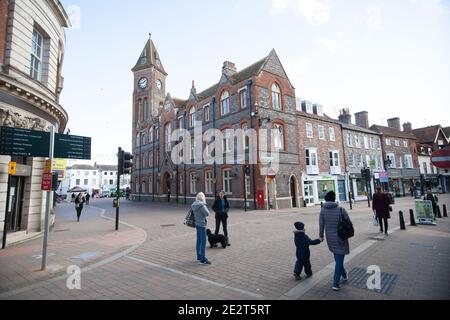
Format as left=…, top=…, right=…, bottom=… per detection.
left=272, top=84, right=281, bottom=110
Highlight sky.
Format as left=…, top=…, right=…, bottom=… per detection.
left=59, top=0, right=450, bottom=165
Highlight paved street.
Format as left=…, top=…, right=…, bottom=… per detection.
left=0, top=196, right=449, bottom=300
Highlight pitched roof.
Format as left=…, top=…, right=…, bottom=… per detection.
left=95, top=164, right=117, bottom=171
left=444, top=126, right=450, bottom=138
left=172, top=98, right=187, bottom=109
left=339, top=121, right=382, bottom=135
left=410, top=125, right=441, bottom=144
left=132, top=39, right=167, bottom=75
left=68, top=164, right=96, bottom=170
left=369, top=125, right=417, bottom=139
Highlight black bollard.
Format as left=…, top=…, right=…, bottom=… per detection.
left=437, top=206, right=442, bottom=218
left=443, top=204, right=448, bottom=218
left=409, top=209, right=416, bottom=226
left=399, top=211, right=406, bottom=230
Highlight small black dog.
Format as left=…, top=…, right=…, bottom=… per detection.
left=206, top=229, right=227, bottom=249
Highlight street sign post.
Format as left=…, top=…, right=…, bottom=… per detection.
left=41, top=173, right=53, bottom=191
left=54, top=133, right=91, bottom=160
left=431, top=149, right=450, bottom=169
left=0, top=126, right=50, bottom=157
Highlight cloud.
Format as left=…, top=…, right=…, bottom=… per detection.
left=270, top=0, right=331, bottom=26
left=295, top=0, right=332, bottom=26
left=271, top=0, right=292, bottom=15
left=366, top=5, right=382, bottom=30
left=289, top=56, right=312, bottom=76
left=317, top=37, right=337, bottom=52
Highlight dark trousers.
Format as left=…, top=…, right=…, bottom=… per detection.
left=215, top=214, right=228, bottom=238
left=378, top=217, right=388, bottom=234
left=294, top=257, right=312, bottom=275
left=76, top=207, right=83, bottom=221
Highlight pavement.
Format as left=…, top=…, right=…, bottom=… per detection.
left=0, top=195, right=449, bottom=300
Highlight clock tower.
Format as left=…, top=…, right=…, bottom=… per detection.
left=131, top=35, right=167, bottom=195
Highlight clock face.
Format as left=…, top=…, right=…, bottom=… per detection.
left=156, top=80, right=162, bottom=90
left=138, top=77, right=148, bottom=89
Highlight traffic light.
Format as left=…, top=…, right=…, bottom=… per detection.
left=51, top=172, right=59, bottom=191
left=361, top=168, right=371, bottom=181
left=244, top=164, right=251, bottom=176
left=118, top=148, right=133, bottom=176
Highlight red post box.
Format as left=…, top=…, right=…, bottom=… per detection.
left=256, top=190, right=265, bottom=209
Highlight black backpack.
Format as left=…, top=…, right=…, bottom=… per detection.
left=338, top=208, right=354, bottom=240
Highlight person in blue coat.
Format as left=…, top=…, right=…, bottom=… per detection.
left=293, top=221, right=321, bottom=280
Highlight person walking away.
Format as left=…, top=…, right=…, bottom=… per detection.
left=293, top=222, right=321, bottom=280
left=424, top=190, right=438, bottom=218
left=372, top=186, right=391, bottom=236
left=212, top=191, right=231, bottom=246
left=319, top=191, right=351, bottom=291
left=85, top=193, right=90, bottom=205
left=192, top=192, right=211, bottom=265
left=75, top=193, right=85, bottom=222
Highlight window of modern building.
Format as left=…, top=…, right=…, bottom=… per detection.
left=306, top=123, right=313, bottom=138
left=205, top=171, right=213, bottom=195
left=318, top=126, right=325, bottom=140
left=240, top=89, right=247, bottom=109
left=223, top=169, right=232, bottom=194
left=190, top=173, right=196, bottom=194
left=221, top=91, right=230, bottom=116
left=272, top=84, right=281, bottom=110
left=273, top=124, right=285, bottom=150
left=329, top=128, right=335, bottom=141
left=189, top=107, right=196, bottom=128
left=305, top=148, right=318, bottom=166
left=30, top=29, right=44, bottom=81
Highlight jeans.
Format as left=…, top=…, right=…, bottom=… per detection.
left=333, top=254, right=347, bottom=287
left=196, top=226, right=207, bottom=262
left=378, top=217, right=388, bottom=234
left=215, top=214, right=228, bottom=238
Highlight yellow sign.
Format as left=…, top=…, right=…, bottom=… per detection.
left=44, top=160, right=52, bottom=173
left=8, top=162, right=17, bottom=175
left=52, top=159, right=67, bottom=181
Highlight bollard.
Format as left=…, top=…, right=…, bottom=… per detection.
left=437, top=206, right=442, bottom=218
left=399, top=211, right=406, bottom=230
left=443, top=204, right=448, bottom=218
left=409, top=209, right=416, bottom=226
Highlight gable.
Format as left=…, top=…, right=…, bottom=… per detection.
left=261, top=50, right=292, bottom=87
left=219, top=73, right=232, bottom=86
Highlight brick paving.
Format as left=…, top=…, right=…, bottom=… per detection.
left=0, top=195, right=449, bottom=300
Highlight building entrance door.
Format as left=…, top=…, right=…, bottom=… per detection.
left=338, top=180, right=346, bottom=202
left=290, top=176, right=297, bottom=208
left=7, top=176, right=25, bottom=233
left=304, top=182, right=314, bottom=206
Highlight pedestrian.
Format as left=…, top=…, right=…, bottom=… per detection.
left=85, top=192, right=90, bottom=205
left=424, top=190, right=438, bottom=218
left=372, top=186, right=391, bottom=236
left=293, top=221, right=321, bottom=281
left=409, top=186, right=415, bottom=197
left=191, top=192, right=211, bottom=265
left=212, top=191, right=231, bottom=246
left=75, top=193, right=85, bottom=222
left=319, top=191, right=351, bottom=291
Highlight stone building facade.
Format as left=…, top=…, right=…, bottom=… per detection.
left=0, top=0, right=70, bottom=243
left=337, top=109, right=384, bottom=201
left=370, top=118, right=420, bottom=197
left=296, top=103, right=346, bottom=206
left=131, top=37, right=301, bottom=209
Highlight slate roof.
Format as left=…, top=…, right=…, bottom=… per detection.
left=370, top=125, right=417, bottom=139
left=68, top=164, right=96, bottom=170
left=339, top=121, right=382, bottom=135
left=444, top=127, right=450, bottom=139
left=95, top=164, right=117, bottom=171
left=411, top=125, right=441, bottom=144
left=132, top=39, right=167, bottom=75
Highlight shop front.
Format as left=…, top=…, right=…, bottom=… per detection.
left=386, top=168, right=421, bottom=197
left=302, top=173, right=345, bottom=205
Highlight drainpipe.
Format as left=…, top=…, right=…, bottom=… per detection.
left=247, top=79, right=257, bottom=210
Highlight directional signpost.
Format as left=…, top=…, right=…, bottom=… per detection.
left=0, top=126, right=50, bottom=157
left=54, top=133, right=91, bottom=160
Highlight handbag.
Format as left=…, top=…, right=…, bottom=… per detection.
left=338, top=208, right=354, bottom=240
left=372, top=215, right=379, bottom=227
left=183, top=209, right=196, bottom=228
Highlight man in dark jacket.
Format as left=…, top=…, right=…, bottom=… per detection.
left=212, top=191, right=230, bottom=246
left=372, top=187, right=391, bottom=235
left=293, top=222, right=321, bottom=280
left=424, top=190, right=438, bottom=218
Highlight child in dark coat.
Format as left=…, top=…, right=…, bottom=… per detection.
left=293, top=222, right=321, bottom=280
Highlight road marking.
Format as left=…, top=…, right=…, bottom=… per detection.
left=279, top=226, right=401, bottom=300
left=124, top=255, right=264, bottom=299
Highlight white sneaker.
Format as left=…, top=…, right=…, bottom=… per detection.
left=332, top=286, right=341, bottom=291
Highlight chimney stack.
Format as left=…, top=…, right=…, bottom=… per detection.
left=338, top=108, right=352, bottom=124
left=355, top=111, right=369, bottom=129
left=403, top=122, right=412, bottom=133
left=222, top=61, right=237, bottom=77
left=387, top=117, right=401, bottom=131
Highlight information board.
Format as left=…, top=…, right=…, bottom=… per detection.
left=53, top=134, right=91, bottom=160
left=0, top=126, right=50, bottom=157
left=415, top=200, right=436, bottom=225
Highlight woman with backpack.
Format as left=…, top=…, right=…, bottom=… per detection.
left=319, top=191, right=353, bottom=291
left=191, top=192, right=211, bottom=265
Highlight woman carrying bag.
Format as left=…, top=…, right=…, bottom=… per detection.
left=372, top=186, right=391, bottom=235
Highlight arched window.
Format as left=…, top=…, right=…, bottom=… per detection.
left=220, top=91, right=230, bottom=116
left=273, top=123, right=285, bottom=150
left=189, top=107, right=196, bottom=128
left=165, top=123, right=172, bottom=152
left=138, top=99, right=143, bottom=123
left=144, top=98, right=149, bottom=121
left=136, top=133, right=140, bottom=147
left=272, top=84, right=281, bottom=110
